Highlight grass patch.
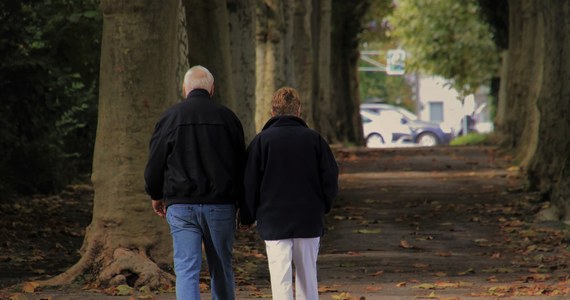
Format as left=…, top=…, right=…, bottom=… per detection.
left=451, top=133, right=494, bottom=146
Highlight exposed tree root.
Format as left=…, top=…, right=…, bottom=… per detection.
left=36, top=232, right=174, bottom=290
left=99, top=247, right=175, bottom=289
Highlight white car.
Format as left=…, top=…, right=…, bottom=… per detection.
left=361, top=110, right=413, bottom=148
left=361, top=103, right=455, bottom=146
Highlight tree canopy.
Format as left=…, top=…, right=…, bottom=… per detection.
left=388, top=0, right=500, bottom=96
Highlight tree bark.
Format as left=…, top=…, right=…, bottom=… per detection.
left=255, top=0, right=288, bottom=131
left=182, top=0, right=256, bottom=140
left=526, top=1, right=570, bottom=222
left=291, top=0, right=315, bottom=127
left=227, top=0, right=257, bottom=141
left=329, top=0, right=367, bottom=144
left=39, top=0, right=180, bottom=288
left=183, top=0, right=235, bottom=106
left=497, top=0, right=541, bottom=166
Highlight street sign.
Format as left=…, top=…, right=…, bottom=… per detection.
left=386, top=49, right=405, bottom=75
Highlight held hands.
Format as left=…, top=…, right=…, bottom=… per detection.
left=152, top=199, right=167, bottom=217
left=238, top=223, right=254, bottom=232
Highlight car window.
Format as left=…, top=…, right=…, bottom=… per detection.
left=381, top=110, right=406, bottom=122
left=361, top=108, right=380, bottom=114
left=394, top=107, right=418, bottom=121
left=361, top=115, right=372, bottom=123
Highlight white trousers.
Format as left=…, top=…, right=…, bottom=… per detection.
left=264, top=237, right=320, bottom=300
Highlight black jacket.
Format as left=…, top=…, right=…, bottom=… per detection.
left=144, top=89, right=246, bottom=207
left=241, top=115, right=339, bottom=240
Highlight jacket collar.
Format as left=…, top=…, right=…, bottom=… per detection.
left=262, top=115, right=308, bottom=131
left=186, top=89, right=210, bottom=100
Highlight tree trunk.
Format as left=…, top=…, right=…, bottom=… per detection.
left=39, top=0, right=180, bottom=288
left=183, top=0, right=235, bottom=107
left=526, top=1, right=570, bottom=222
left=328, top=0, right=367, bottom=145
left=227, top=0, right=257, bottom=141
left=291, top=0, right=315, bottom=127
left=255, top=0, right=288, bottom=131
left=310, top=0, right=335, bottom=141
left=497, top=0, right=541, bottom=167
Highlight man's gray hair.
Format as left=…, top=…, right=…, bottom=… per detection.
left=183, top=65, right=214, bottom=92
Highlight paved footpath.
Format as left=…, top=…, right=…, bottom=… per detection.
left=4, top=146, right=570, bottom=300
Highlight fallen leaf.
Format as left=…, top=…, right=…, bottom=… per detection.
left=413, top=283, right=436, bottom=289
left=396, top=282, right=407, bottom=287
left=400, top=240, right=416, bottom=249
left=115, top=285, right=134, bottom=296
left=370, top=270, right=384, bottom=277
left=434, top=272, right=447, bottom=277
left=434, top=281, right=457, bottom=288
left=457, top=268, right=475, bottom=276
left=435, top=251, right=453, bottom=257
left=353, top=228, right=382, bottom=234
left=482, top=267, right=515, bottom=273
left=365, top=285, right=382, bottom=292
left=521, top=273, right=550, bottom=282
left=318, top=285, right=338, bottom=293
left=331, top=292, right=352, bottom=300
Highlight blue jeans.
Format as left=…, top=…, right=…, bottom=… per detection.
left=166, top=204, right=236, bottom=300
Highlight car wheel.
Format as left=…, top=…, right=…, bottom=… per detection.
left=366, top=133, right=385, bottom=148
left=416, top=132, right=439, bottom=146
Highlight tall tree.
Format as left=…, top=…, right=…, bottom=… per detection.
left=525, top=1, right=570, bottom=222
left=495, top=0, right=540, bottom=165
left=227, top=0, right=257, bottom=141
left=329, top=0, right=370, bottom=144
left=255, top=0, right=289, bottom=131
left=183, top=0, right=256, bottom=140
left=39, top=0, right=180, bottom=288
left=481, top=0, right=570, bottom=221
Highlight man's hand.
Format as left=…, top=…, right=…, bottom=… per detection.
left=152, top=200, right=167, bottom=218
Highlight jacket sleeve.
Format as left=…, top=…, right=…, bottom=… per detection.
left=241, top=137, right=261, bottom=225
left=319, top=137, right=339, bottom=213
left=144, top=120, right=170, bottom=200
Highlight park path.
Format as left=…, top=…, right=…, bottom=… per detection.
left=2, top=146, right=569, bottom=300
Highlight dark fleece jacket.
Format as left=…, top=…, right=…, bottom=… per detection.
left=144, top=89, right=246, bottom=207
left=241, top=115, right=339, bottom=240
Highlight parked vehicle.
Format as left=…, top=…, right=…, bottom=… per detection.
left=360, top=110, right=413, bottom=148
left=360, top=103, right=454, bottom=146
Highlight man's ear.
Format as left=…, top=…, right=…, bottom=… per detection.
left=209, top=84, right=215, bottom=97
left=296, top=106, right=301, bottom=117
left=271, top=109, right=276, bottom=117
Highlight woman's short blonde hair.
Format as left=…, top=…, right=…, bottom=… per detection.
left=271, top=87, right=301, bottom=116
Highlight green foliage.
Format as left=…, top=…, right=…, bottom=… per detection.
left=0, top=0, right=101, bottom=195
left=388, top=0, right=500, bottom=95
left=357, top=1, right=414, bottom=109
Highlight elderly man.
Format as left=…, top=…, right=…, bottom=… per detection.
left=241, top=87, right=339, bottom=300
left=144, top=65, right=245, bottom=300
